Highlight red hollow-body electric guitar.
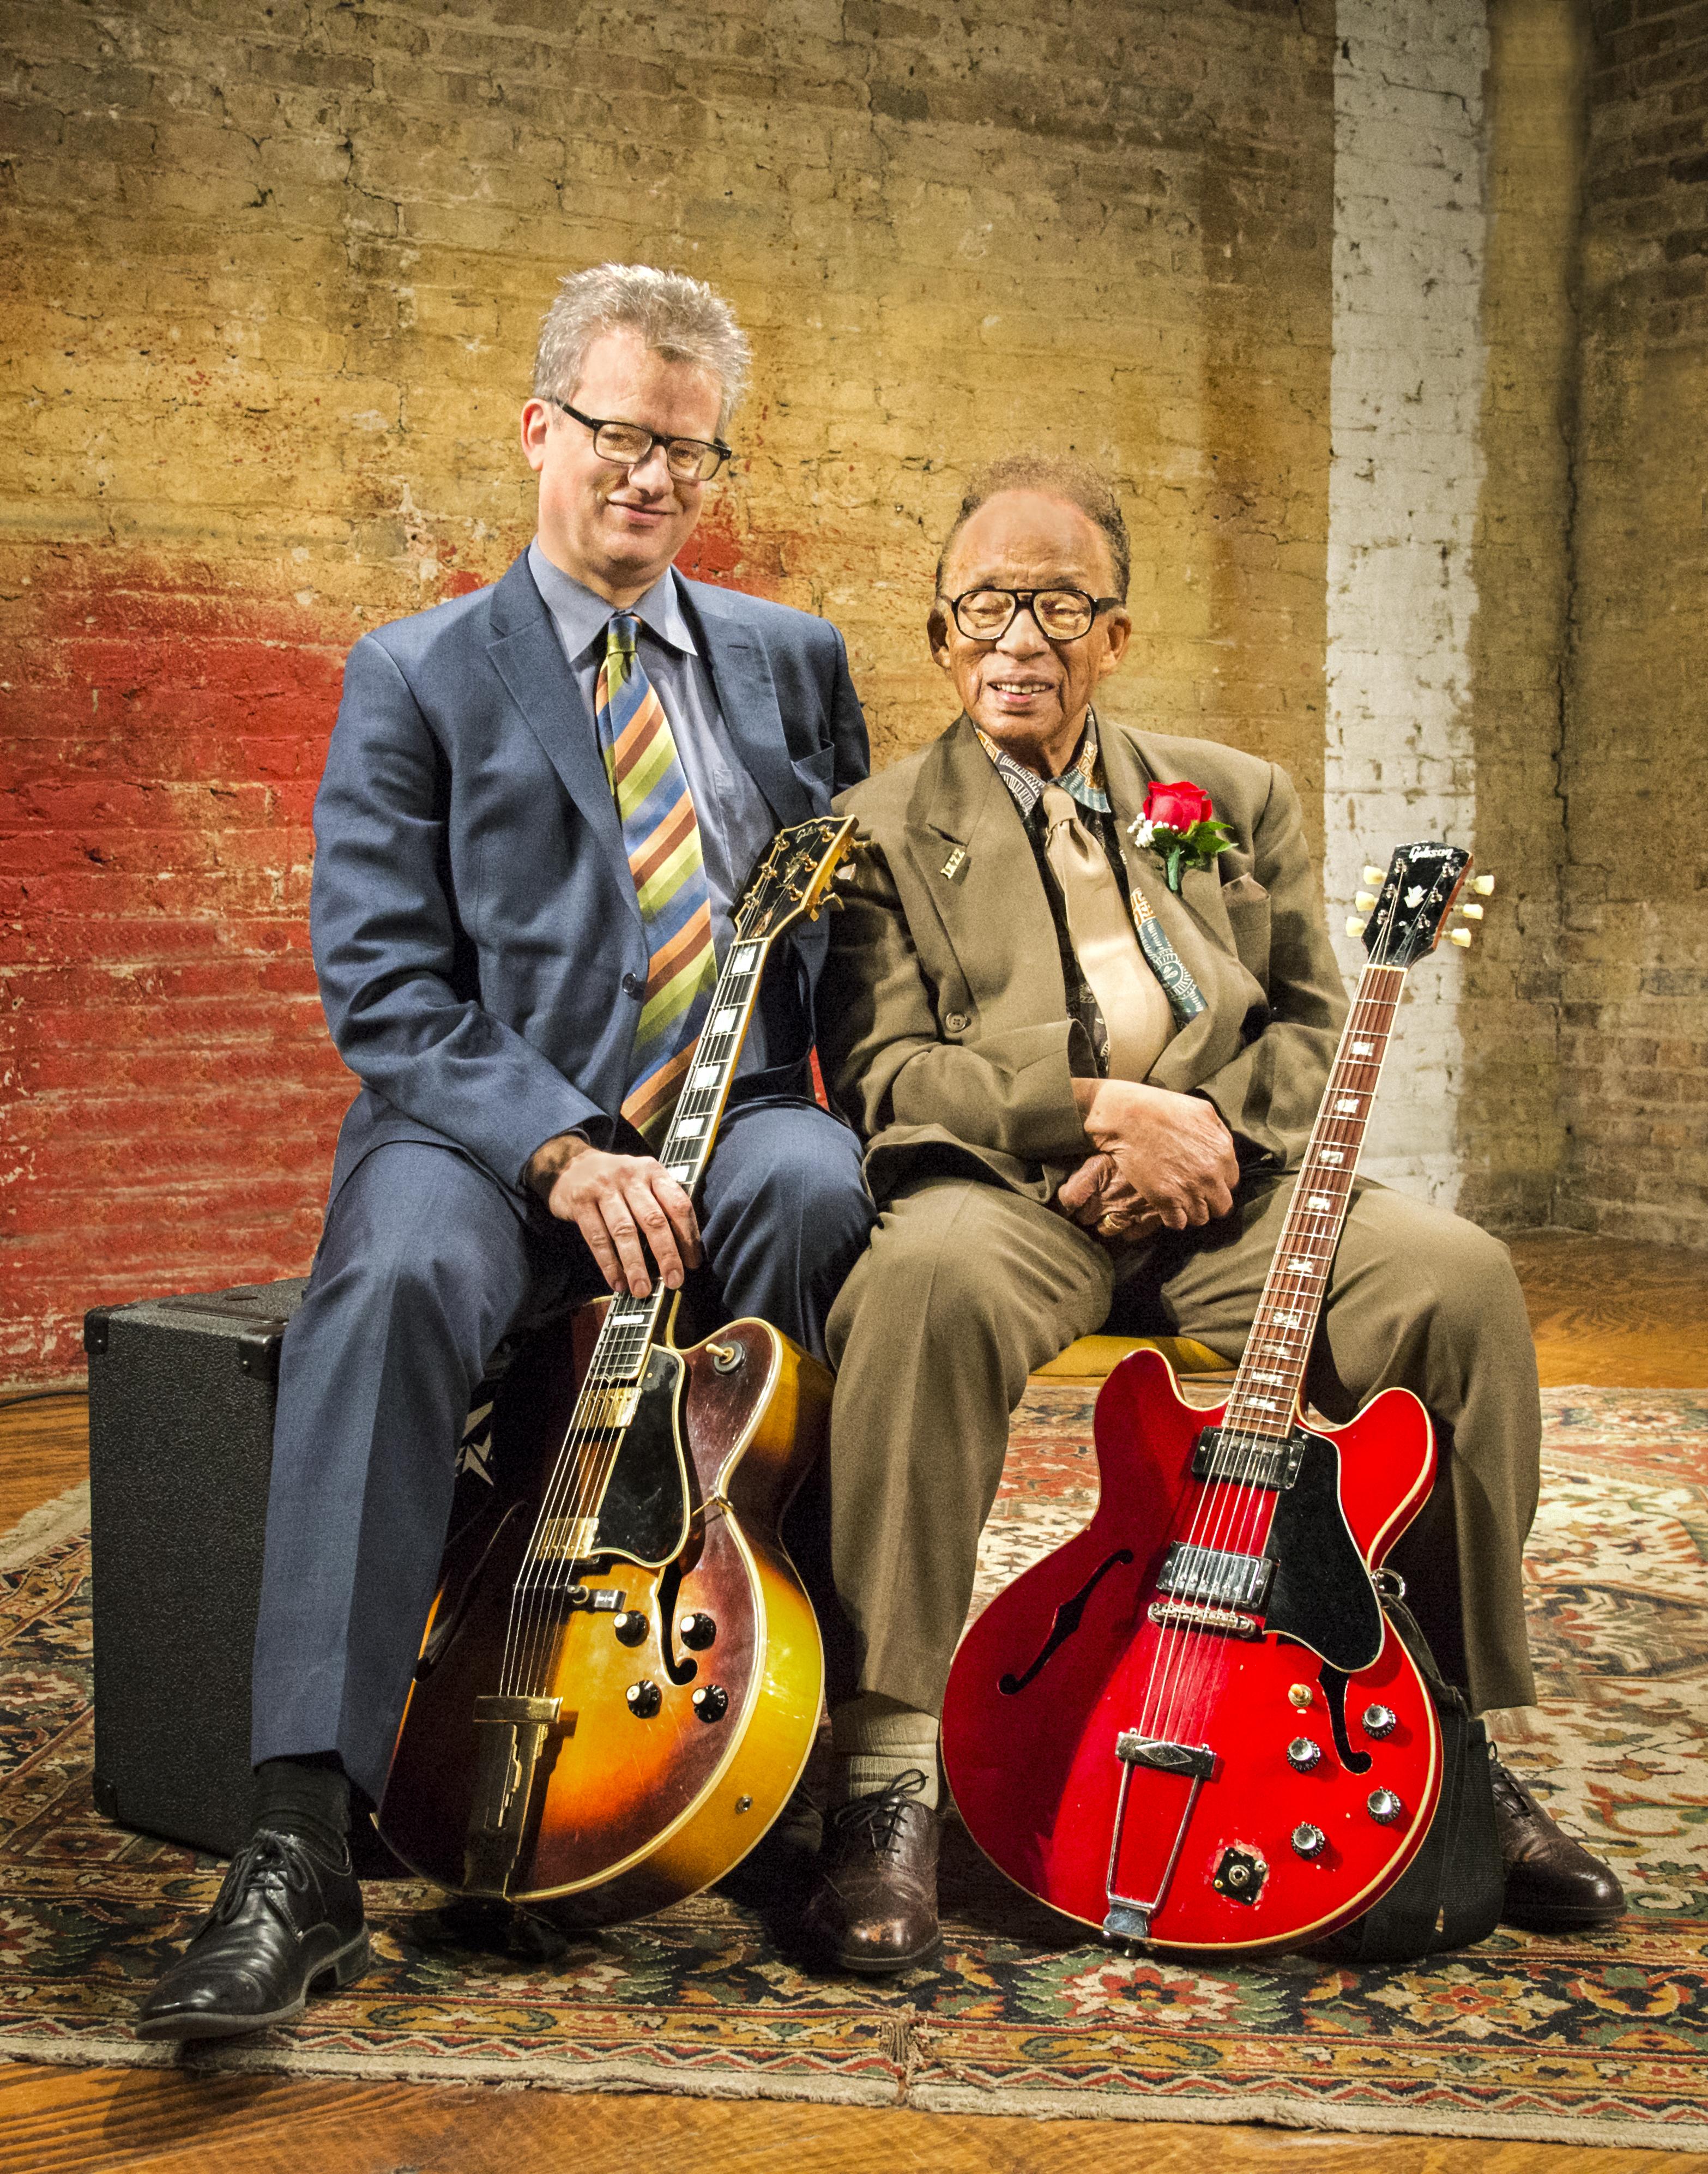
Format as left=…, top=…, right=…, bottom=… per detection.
left=943, top=843, right=1490, bottom=1953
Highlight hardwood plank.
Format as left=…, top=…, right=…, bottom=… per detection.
left=0, top=2063, right=1699, bottom=2174
left=1509, top=1230, right=1708, bottom=1388
left=0, top=1394, right=87, bottom=1531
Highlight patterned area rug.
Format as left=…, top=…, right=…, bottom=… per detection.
left=2, top=1386, right=1705, bottom=2146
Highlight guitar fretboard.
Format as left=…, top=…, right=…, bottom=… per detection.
left=1220, top=963, right=1405, bottom=1440
left=586, top=934, right=774, bottom=1387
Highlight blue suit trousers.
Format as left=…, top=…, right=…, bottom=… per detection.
left=250, top=1098, right=874, bottom=1802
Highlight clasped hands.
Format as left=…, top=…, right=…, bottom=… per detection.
left=1057, top=1078, right=1239, bottom=1241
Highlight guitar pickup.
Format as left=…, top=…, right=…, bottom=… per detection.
left=1192, top=1426, right=1305, bottom=1491
left=1156, top=1541, right=1272, bottom=1611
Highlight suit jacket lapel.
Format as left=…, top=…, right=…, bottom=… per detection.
left=916, top=716, right=1065, bottom=1011
left=689, top=590, right=812, bottom=826
left=485, top=555, right=639, bottom=936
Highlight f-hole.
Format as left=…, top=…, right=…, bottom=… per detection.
left=657, top=1557, right=698, bottom=1687
left=1317, top=1660, right=1372, bottom=1774
left=999, top=1550, right=1134, bottom=1696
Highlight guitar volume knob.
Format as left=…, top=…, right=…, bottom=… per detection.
left=691, top=1683, right=728, bottom=1723
left=612, top=1610, right=648, bottom=1647
left=1362, top=1703, right=1397, bottom=1739
left=625, top=1680, right=662, bottom=1718
left=678, top=1611, right=717, bottom=1650
left=1367, top=1787, right=1404, bottom=1825
left=1291, top=1822, right=1326, bottom=1859
left=1286, top=1736, right=1322, bottom=1772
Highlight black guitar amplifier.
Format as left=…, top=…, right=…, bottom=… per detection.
left=85, top=1279, right=307, bottom=1857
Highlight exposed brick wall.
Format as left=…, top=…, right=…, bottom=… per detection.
left=1457, top=0, right=1585, bottom=1233
left=1562, top=0, right=1708, bottom=1245
left=0, top=0, right=1336, bottom=1384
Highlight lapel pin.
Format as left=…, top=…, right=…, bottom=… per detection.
left=940, top=846, right=969, bottom=884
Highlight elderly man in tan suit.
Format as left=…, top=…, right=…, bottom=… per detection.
left=796, top=455, right=1622, bottom=1973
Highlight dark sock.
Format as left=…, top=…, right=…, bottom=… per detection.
left=252, top=1754, right=351, bottom=1864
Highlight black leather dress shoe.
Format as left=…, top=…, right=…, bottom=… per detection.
left=136, top=1828, right=370, bottom=2041
left=1491, top=1758, right=1626, bottom=1932
left=800, top=1769, right=940, bottom=1974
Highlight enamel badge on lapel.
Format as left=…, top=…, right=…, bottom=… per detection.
left=940, top=846, right=969, bottom=884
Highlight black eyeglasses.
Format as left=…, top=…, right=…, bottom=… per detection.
left=554, top=400, right=731, bottom=483
left=943, top=586, right=1123, bottom=643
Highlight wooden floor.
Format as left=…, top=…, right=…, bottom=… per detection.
left=2, top=1225, right=1704, bottom=2172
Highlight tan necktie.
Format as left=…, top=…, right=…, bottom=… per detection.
left=1041, top=784, right=1174, bottom=1081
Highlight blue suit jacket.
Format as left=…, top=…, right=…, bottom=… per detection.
left=312, top=552, right=870, bottom=1204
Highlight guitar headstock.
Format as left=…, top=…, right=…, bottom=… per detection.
left=1344, top=843, right=1493, bottom=969
left=733, top=815, right=858, bottom=945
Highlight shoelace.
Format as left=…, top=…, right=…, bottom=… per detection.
left=827, top=1767, right=930, bottom=1857
left=1488, top=1757, right=1540, bottom=1823
left=207, top=1830, right=322, bottom=1929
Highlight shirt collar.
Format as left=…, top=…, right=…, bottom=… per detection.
left=974, top=711, right=1112, bottom=819
left=527, top=538, right=699, bottom=659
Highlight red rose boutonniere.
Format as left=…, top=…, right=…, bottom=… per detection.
left=1127, top=780, right=1234, bottom=894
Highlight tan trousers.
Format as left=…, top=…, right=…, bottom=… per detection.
left=810, top=1173, right=1541, bottom=1720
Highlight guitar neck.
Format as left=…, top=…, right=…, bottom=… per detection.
left=582, top=928, right=778, bottom=1388
left=1221, top=962, right=1407, bottom=1439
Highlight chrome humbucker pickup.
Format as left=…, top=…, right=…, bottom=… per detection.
left=1191, top=1426, right=1306, bottom=1491
left=1156, top=1540, right=1272, bottom=1611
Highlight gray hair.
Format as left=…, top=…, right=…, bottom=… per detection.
left=533, top=263, right=751, bottom=436
left=937, top=454, right=1132, bottom=601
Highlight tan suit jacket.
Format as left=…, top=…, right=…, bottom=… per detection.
left=818, top=714, right=1348, bottom=1205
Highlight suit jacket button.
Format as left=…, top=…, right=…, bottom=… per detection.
left=622, top=972, right=644, bottom=999
left=943, top=1011, right=969, bottom=1034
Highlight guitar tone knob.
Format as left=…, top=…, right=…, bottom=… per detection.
left=1367, top=1787, right=1404, bottom=1825
left=625, top=1680, right=662, bottom=1718
left=1362, top=1704, right=1397, bottom=1740
left=1286, top=1737, right=1322, bottom=1772
left=1291, top=1822, right=1327, bottom=1860
left=612, top=1610, right=648, bottom=1647
left=678, top=1611, right=717, bottom=1651
left=691, top=1683, right=728, bottom=1724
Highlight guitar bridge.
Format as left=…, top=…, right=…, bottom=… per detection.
left=1148, top=1599, right=1262, bottom=1638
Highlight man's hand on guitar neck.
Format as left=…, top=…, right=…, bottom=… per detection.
left=525, top=1133, right=703, bottom=1297
left=1066, top=1078, right=1239, bottom=1234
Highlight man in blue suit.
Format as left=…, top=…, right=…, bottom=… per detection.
left=138, top=264, right=877, bottom=2040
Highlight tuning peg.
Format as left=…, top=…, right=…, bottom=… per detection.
left=1355, top=891, right=1378, bottom=913
left=1362, top=864, right=1386, bottom=885
left=1471, top=873, right=1495, bottom=896
left=1456, top=901, right=1483, bottom=920
left=1448, top=927, right=1473, bottom=948
left=1345, top=916, right=1367, bottom=938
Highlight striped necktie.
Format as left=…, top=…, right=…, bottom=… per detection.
left=595, top=612, right=718, bottom=1144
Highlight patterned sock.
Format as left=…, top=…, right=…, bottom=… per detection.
left=830, top=1693, right=941, bottom=1810
left=252, top=1753, right=351, bottom=1863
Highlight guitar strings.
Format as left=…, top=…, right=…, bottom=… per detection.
left=1146, top=964, right=1406, bottom=1760
left=1132, top=879, right=1417, bottom=1767
left=1142, top=871, right=1421, bottom=1766
left=494, top=880, right=780, bottom=1702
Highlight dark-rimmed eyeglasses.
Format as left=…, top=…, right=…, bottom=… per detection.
left=943, top=586, right=1123, bottom=643
left=554, top=400, right=731, bottom=483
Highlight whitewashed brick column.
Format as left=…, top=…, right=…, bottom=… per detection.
left=1327, top=0, right=1487, bottom=1206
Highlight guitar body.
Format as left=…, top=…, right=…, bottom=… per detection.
left=943, top=1347, right=1443, bottom=1952
left=378, top=1302, right=828, bottom=1927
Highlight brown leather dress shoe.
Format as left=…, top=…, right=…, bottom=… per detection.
left=1491, top=1757, right=1626, bottom=1932
left=800, top=1769, right=940, bottom=1974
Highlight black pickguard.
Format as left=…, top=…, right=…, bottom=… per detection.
left=1262, top=1430, right=1383, bottom=1673
left=591, top=1348, right=693, bottom=1567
